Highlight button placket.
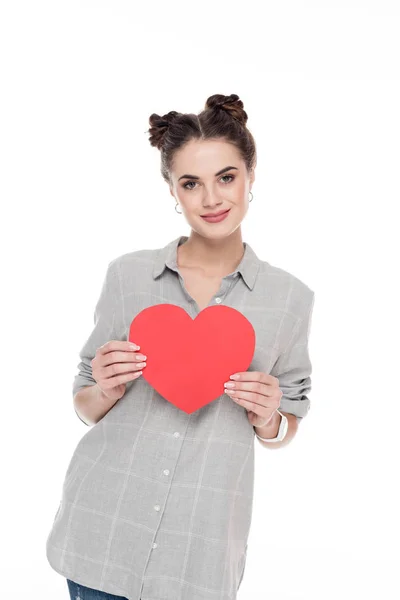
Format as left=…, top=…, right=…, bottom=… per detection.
left=214, top=274, right=237, bottom=305
left=152, top=429, right=182, bottom=553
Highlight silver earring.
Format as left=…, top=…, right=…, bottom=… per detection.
left=175, top=202, right=182, bottom=214
left=249, top=191, right=253, bottom=202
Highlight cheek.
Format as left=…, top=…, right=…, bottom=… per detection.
left=175, top=192, right=193, bottom=210
left=231, top=180, right=247, bottom=200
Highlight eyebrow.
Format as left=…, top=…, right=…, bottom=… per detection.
left=178, top=166, right=238, bottom=181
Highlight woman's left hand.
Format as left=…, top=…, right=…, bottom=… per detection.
left=224, top=371, right=283, bottom=428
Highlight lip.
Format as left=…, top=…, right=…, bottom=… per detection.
left=202, top=208, right=229, bottom=217
left=201, top=208, right=231, bottom=222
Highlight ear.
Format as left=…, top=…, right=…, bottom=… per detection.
left=250, top=168, right=256, bottom=187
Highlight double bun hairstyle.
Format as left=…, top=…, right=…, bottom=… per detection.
left=147, top=93, right=257, bottom=185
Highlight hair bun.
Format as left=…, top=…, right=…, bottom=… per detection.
left=148, top=110, right=180, bottom=150
left=205, top=94, right=248, bottom=126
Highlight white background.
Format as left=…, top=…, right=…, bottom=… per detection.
left=1, top=1, right=399, bottom=598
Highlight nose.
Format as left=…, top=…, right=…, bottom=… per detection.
left=201, top=189, right=224, bottom=209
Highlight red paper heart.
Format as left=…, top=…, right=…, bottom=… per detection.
left=128, top=304, right=255, bottom=414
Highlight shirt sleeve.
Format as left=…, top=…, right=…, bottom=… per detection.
left=269, top=291, right=315, bottom=423
left=72, top=259, right=122, bottom=424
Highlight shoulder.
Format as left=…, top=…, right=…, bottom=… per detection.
left=107, top=245, right=160, bottom=272
left=256, top=259, right=315, bottom=318
left=104, top=245, right=161, bottom=288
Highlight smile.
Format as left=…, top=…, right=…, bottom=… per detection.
left=201, top=209, right=231, bottom=223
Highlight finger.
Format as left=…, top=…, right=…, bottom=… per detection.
left=102, top=359, right=147, bottom=379
left=228, top=394, right=271, bottom=418
left=230, top=371, right=278, bottom=385
left=96, top=349, right=147, bottom=368
left=102, top=369, right=144, bottom=389
left=225, top=380, right=277, bottom=397
left=98, top=340, right=140, bottom=354
left=225, top=389, right=271, bottom=412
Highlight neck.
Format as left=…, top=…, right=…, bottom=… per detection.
left=177, top=230, right=245, bottom=276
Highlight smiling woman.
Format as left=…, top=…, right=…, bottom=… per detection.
left=46, top=93, right=315, bottom=600
left=147, top=94, right=257, bottom=234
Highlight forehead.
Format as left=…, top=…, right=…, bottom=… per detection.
left=171, top=139, right=242, bottom=174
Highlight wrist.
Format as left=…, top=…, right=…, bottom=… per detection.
left=254, top=410, right=282, bottom=439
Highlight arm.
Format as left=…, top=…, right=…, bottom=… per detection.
left=255, top=289, right=315, bottom=449
left=74, top=383, right=119, bottom=427
left=72, top=258, right=124, bottom=426
left=254, top=410, right=299, bottom=449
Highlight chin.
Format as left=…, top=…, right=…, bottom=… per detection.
left=198, top=225, right=240, bottom=240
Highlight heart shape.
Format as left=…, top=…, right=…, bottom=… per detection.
left=128, top=304, right=256, bottom=414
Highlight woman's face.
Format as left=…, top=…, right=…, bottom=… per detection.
left=169, top=139, right=255, bottom=239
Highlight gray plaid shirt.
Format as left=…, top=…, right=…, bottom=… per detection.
left=46, top=235, right=315, bottom=600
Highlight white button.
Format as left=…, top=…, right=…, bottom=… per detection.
left=173, top=432, right=180, bottom=438
left=154, top=504, right=160, bottom=511
left=163, top=469, right=170, bottom=476
left=152, top=542, right=158, bottom=549
left=215, top=297, right=222, bottom=303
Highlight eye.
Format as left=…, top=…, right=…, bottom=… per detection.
left=182, top=174, right=235, bottom=191
left=182, top=181, right=197, bottom=191
left=220, top=174, right=235, bottom=184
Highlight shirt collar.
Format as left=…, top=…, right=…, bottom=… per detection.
left=152, top=235, right=261, bottom=290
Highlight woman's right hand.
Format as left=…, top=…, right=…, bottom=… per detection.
left=91, top=341, right=146, bottom=402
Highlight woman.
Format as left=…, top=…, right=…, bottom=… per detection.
left=46, top=93, right=315, bottom=600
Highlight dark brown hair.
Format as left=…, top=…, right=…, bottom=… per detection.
left=147, top=94, right=257, bottom=185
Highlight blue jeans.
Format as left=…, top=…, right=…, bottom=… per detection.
left=66, top=579, right=129, bottom=600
